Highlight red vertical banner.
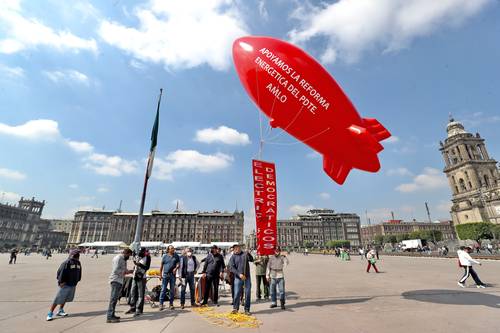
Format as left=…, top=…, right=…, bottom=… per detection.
left=252, top=159, right=277, bottom=255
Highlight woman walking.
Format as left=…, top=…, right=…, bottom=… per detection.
left=366, top=249, right=379, bottom=273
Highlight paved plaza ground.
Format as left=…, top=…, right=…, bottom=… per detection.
left=1, top=252, right=499, bottom=333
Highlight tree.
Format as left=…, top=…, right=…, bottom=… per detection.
left=383, top=235, right=397, bottom=244
left=455, top=223, right=494, bottom=241
left=396, top=233, right=410, bottom=243
left=409, top=230, right=422, bottom=240
left=374, top=235, right=384, bottom=246
left=419, top=230, right=443, bottom=243
left=326, top=240, right=350, bottom=248
left=492, top=225, right=500, bottom=240
left=303, top=241, right=315, bottom=248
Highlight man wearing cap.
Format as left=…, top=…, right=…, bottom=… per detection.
left=46, top=249, right=82, bottom=321
left=201, top=245, right=225, bottom=306
left=267, top=246, right=289, bottom=310
left=228, top=243, right=254, bottom=315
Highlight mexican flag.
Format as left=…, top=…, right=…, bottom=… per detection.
left=146, top=91, right=161, bottom=178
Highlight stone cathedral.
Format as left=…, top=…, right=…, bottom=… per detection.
left=440, top=117, right=500, bottom=225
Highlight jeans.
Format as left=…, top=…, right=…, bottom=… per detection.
left=129, top=278, right=146, bottom=313
left=159, top=273, right=176, bottom=306
left=180, top=272, right=196, bottom=305
left=270, top=278, right=285, bottom=304
left=203, top=275, right=220, bottom=305
left=107, top=282, right=122, bottom=319
left=233, top=277, right=251, bottom=311
left=256, top=275, right=269, bottom=298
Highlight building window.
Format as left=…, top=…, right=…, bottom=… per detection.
left=459, top=178, right=466, bottom=191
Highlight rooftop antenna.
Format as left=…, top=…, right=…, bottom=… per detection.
left=235, top=200, right=239, bottom=212
left=117, top=200, right=123, bottom=213
left=391, top=211, right=395, bottom=220
left=365, top=209, right=369, bottom=225
left=448, top=112, right=454, bottom=122
left=154, top=199, right=159, bottom=211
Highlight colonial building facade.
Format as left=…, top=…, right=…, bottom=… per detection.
left=68, top=208, right=244, bottom=246
left=360, top=220, right=457, bottom=244
left=440, top=117, right=500, bottom=224
left=277, top=209, right=361, bottom=248
left=0, top=197, right=68, bottom=249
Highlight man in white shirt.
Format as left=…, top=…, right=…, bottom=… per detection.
left=457, top=246, right=486, bottom=288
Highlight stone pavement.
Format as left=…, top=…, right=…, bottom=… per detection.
left=1, top=253, right=499, bottom=333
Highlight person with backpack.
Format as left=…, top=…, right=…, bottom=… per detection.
left=125, top=247, right=151, bottom=317
left=179, top=247, right=199, bottom=309
left=366, top=249, right=379, bottom=273
left=457, top=246, right=486, bottom=288
left=46, top=249, right=82, bottom=321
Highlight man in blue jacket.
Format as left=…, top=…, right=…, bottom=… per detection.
left=47, top=249, right=82, bottom=321
left=228, top=244, right=254, bottom=315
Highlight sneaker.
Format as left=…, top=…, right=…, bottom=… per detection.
left=46, top=312, right=54, bottom=321
left=180, top=305, right=185, bottom=309
left=169, top=305, right=175, bottom=310
left=244, top=311, right=251, bottom=316
left=477, top=285, right=486, bottom=289
left=133, top=312, right=142, bottom=317
left=106, top=318, right=120, bottom=323
left=280, top=303, right=286, bottom=310
left=159, top=305, right=165, bottom=311
left=269, top=304, right=277, bottom=308
left=457, top=282, right=465, bottom=288
left=125, top=309, right=135, bottom=314
left=56, top=309, right=68, bottom=317
left=231, top=309, right=238, bottom=314
left=111, top=315, right=120, bottom=320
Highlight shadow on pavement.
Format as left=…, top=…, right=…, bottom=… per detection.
left=402, top=289, right=500, bottom=308
left=254, top=297, right=372, bottom=314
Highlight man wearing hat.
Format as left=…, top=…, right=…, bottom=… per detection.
left=201, top=245, right=225, bottom=306
left=46, top=249, right=82, bottom=321
left=228, top=243, right=254, bottom=315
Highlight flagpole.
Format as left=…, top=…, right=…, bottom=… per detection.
left=131, top=88, right=163, bottom=254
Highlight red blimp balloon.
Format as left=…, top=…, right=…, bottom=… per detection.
left=232, top=36, right=391, bottom=185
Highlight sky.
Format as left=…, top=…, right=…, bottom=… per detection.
left=1, top=0, right=499, bottom=233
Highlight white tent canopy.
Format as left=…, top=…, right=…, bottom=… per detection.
left=166, top=241, right=201, bottom=248
left=211, top=242, right=238, bottom=248
left=139, top=241, right=164, bottom=248
left=78, top=241, right=127, bottom=248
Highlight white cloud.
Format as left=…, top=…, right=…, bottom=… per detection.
left=65, top=139, right=94, bottom=154
left=289, top=204, right=315, bottom=216
left=319, top=192, right=331, bottom=200
left=43, top=70, right=90, bottom=85
left=258, top=0, right=269, bottom=20
left=97, top=186, right=110, bottom=193
left=84, top=153, right=138, bottom=177
left=396, top=167, right=448, bottom=192
left=0, top=190, right=21, bottom=204
left=0, top=0, right=98, bottom=54
left=289, top=0, right=492, bottom=64
left=387, top=167, right=413, bottom=177
left=436, top=201, right=452, bottom=213
left=0, top=63, right=24, bottom=78
left=98, top=0, right=248, bottom=70
left=153, top=150, right=234, bottom=180
left=366, top=207, right=392, bottom=224
left=0, top=119, right=60, bottom=140
left=195, top=126, right=250, bottom=145
left=68, top=184, right=79, bottom=189
left=385, top=136, right=400, bottom=144
left=0, top=167, right=26, bottom=180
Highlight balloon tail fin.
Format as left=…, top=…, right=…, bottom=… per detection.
left=362, top=118, right=391, bottom=142
left=323, top=156, right=351, bottom=185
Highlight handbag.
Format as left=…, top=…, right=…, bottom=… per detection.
left=369, top=258, right=376, bottom=264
